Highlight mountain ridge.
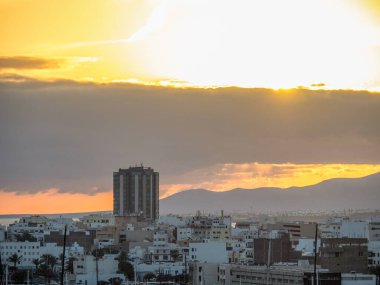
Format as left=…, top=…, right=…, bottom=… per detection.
left=160, top=172, right=380, bottom=214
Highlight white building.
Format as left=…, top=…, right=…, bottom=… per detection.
left=0, top=241, right=84, bottom=268
left=0, top=225, right=5, bottom=242
left=0, top=241, right=41, bottom=268
left=189, top=240, right=228, bottom=263
left=368, top=221, right=380, bottom=241
left=158, top=215, right=186, bottom=227
left=79, top=214, right=115, bottom=229
left=341, top=273, right=376, bottom=285
left=295, top=238, right=321, bottom=256
left=177, top=227, right=193, bottom=241
left=136, top=261, right=185, bottom=280
left=368, top=241, right=380, bottom=266
left=74, top=254, right=126, bottom=285
left=341, top=220, right=369, bottom=239
left=189, top=261, right=219, bottom=285
left=8, top=222, right=47, bottom=241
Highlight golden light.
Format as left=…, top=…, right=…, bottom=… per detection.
left=0, top=0, right=379, bottom=90
left=160, top=163, right=380, bottom=198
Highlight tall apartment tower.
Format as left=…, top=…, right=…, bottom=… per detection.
left=113, top=166, right=159, bottom=221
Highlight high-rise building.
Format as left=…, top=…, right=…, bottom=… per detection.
left=113, top=166, right=159, bottom=221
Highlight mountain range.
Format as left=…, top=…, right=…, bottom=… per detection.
left=160, top=172, right=380, bottom=214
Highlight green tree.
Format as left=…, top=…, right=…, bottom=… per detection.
left=143, top=272, right=156, bottom=281
left=117, top=252, right=134, bottom=281
left=65, top=257, right=76, bottom=274
left=41, top=254, right=58, bottom=271
left=156, top=274, right=174, bottom=282
left=369, top=266, right=380, bottom=277
left=38, top=263, right=56, bottom=284
left=15, top=232, right=37, bottom=242
left=8, top=253, right=22, bottom=269
left=170, top=249, right=180, bottom=262
left=109, top=277, right=122, bottom=285
left=12, top=269, right=27, bottom=284
left=32, top=258, right=41, bottom=271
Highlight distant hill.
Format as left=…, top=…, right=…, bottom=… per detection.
left=160, top=172, right=380, bottom=214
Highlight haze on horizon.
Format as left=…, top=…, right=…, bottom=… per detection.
left=0, top=0, right=380, bottom=214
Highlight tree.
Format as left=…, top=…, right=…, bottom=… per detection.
left=41, top=254, right=58, bottom=271
left=109, top=277, right=122, bottom=285
left=172, top=227, right=177, bottom=242
left=143, top=272, right=156, bottom=281
left=15, top=232, right=37, bottom=242
left=170, top=249, right=180, bottom=262
left=8, top=253, right=22, bottom=269
left=12, top=269, right=27, bottom=284
left=32, top=258, right=41, bottom=271
left=156, top=274, right=173, bottom=282
left=65, top=257, right=76, bottom=274
left=117, top=252, right=134, bottom=281
left=38, top=263, right=56, bottom=284
left=369, top=266, right=380, bottom=277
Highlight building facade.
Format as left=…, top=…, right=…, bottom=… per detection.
left=113, top=166, right=159, bottom=221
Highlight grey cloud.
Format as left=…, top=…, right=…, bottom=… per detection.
left=0, top=56, right=61, bottom=69
left=0, top=77, right=379, bottom=194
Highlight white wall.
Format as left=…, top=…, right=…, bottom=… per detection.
left=341, top=273, right=376, bottom=285
left=189, top=241, right=228, bottom=263
left=341, top=220, right=368, bottom=238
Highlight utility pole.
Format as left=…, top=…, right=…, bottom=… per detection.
left=61, top=225, right=67, bottom=285
left=5, top=265, right=8, bottom=285
left=313, top=223, right=318, bottom=285
left=134, top=259, right=137, bottom=285
left=184, top=254, right=187, bottom=285
left=266, top=237, right=272, bottom=285
left=96, top=250, right=99, bottom=285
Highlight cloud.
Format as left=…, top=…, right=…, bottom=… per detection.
left=160, top=163, right=380, bottom=197
left=60, top=39, right=129, bottom=49
left=0, top=77, right=380, bottom=196
left=0, top=56, right=62, bottom=70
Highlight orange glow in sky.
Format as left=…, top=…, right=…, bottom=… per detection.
left=0, top=189, right=112, bottom=215
left=1, top=163, right=379, bottom=214
left=1, top=1, right=380, bottom=214
left=0, top=0, right=379, bottom=90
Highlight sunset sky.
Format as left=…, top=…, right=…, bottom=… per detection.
left=1, top=0, right=380, bottom=214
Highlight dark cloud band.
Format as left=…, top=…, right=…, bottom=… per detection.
left=0, top=56, right=61, bottom=70
left=0, top=77, right=379, bottom=195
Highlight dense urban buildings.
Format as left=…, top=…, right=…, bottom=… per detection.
left=0, top=167, right=379, bottom=284
left=113, top=166, right=159, bottom=221
left=1, top=212, right=380, bottom=285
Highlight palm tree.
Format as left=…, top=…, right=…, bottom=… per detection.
left=38, top=263, right=56, bottom=284
left=8, top=254, right=22, bottom=269
left=143, top=272, right=156, bottom=282
left=170, top=249, right=180, bottom=262
left=41, top=254, right=58, bottom=271
left=32, top=258, right=41, bottom=271
left=117, top=252, right=134, bottom=281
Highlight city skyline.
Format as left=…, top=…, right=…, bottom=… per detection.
left=1, top=1, right=380, bottom=214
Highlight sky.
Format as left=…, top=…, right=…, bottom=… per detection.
left=0, top=0, right=380, bottom=214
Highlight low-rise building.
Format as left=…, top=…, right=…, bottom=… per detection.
left=319, top=238, right=368, bottom=273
